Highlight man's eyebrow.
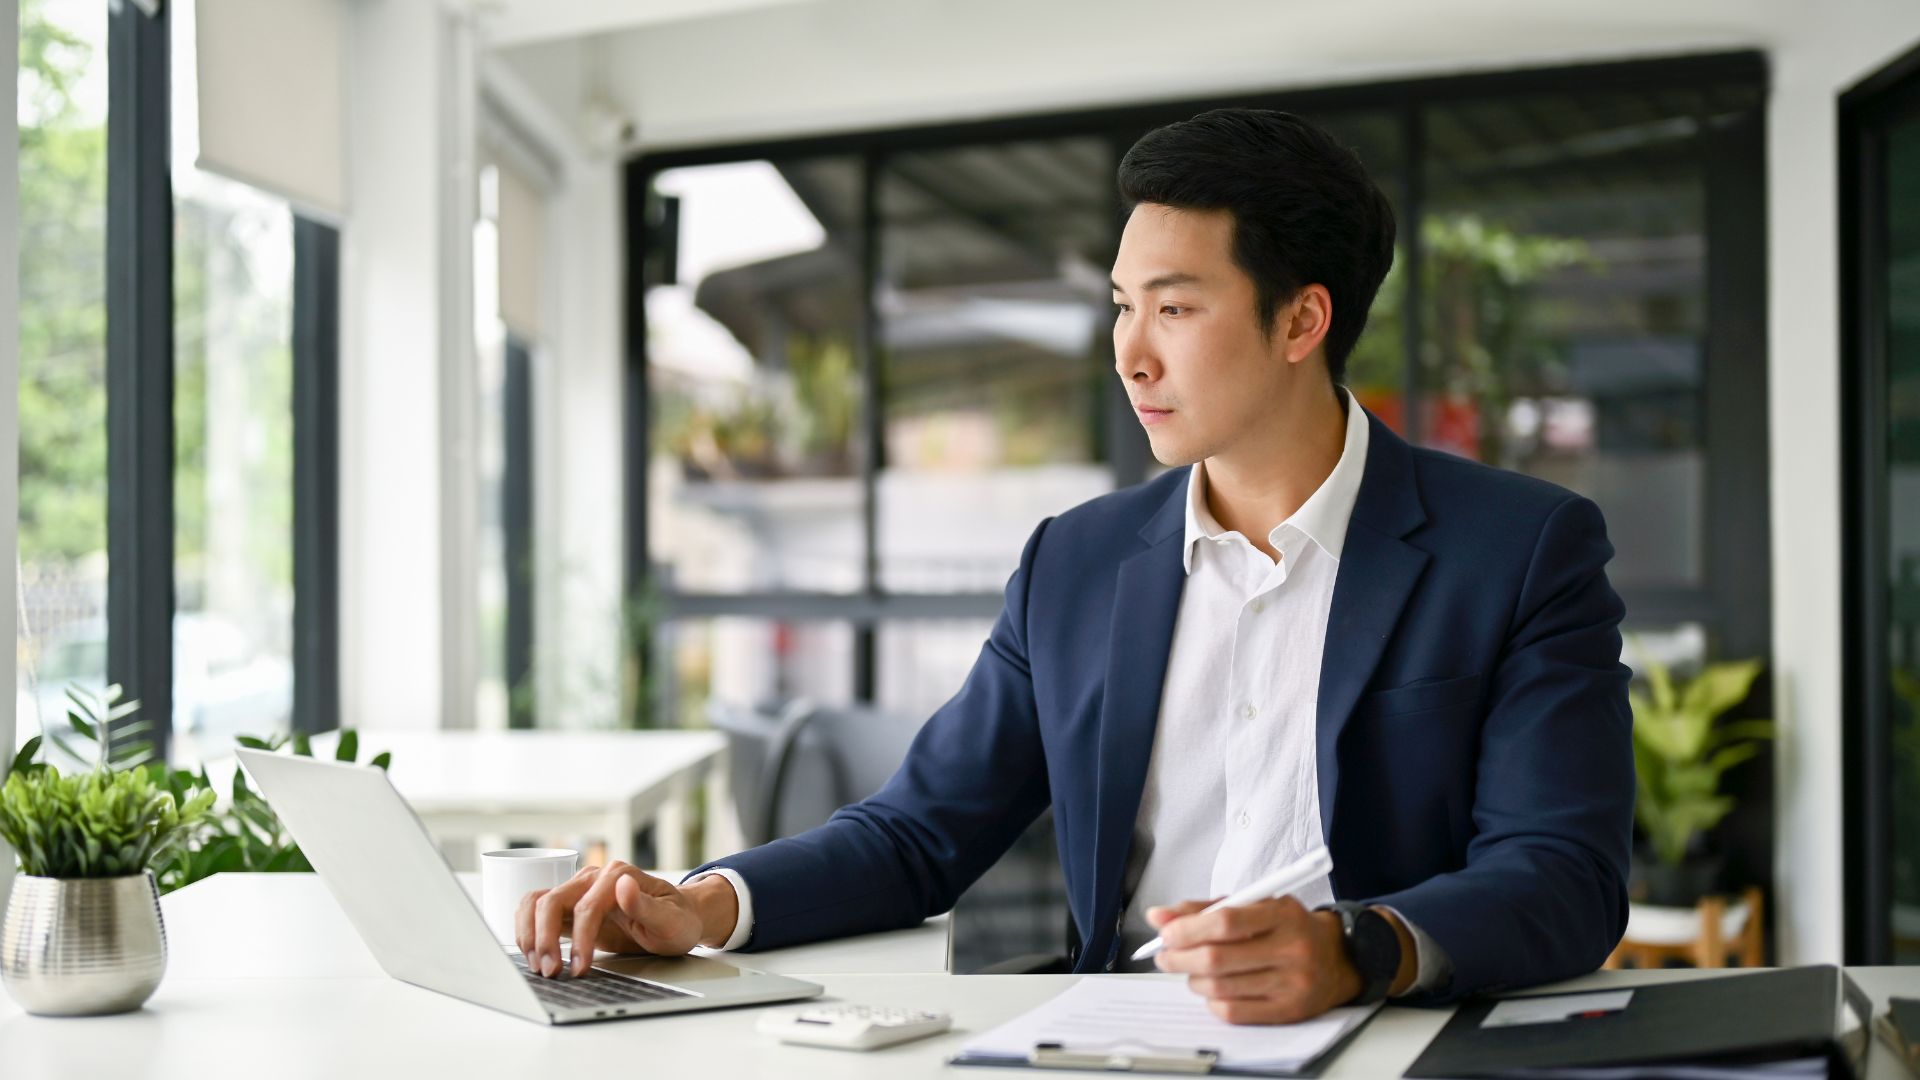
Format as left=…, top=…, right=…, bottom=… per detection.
left=1110, top=272, right=1203, bottom=294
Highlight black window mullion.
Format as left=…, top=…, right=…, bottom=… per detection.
left=503, top=336, right=535, bottom=729
left=1400, top=104, right=1426, bottom=447
left=105, top=0, right=173, bottom=759
left=855, top=150, right=884, bottom=703
left=292, top=216, right=341, bottom=735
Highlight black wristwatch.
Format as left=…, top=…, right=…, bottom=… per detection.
left=1321, top=901, right=1402, bottom=1005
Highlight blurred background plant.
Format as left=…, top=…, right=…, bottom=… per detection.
left=1628, top=650, right=1772, bottom=870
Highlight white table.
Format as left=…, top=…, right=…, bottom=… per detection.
left=160, top=872, right=952, bottom=979
left=1, top=873, right=1912, bottom=1079
left=202, top=729, right=732, bottom=868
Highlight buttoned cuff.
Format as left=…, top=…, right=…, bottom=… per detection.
left=1379, top=904, right=1453, bottom=996
left=681, top=867, right=754, bottom=951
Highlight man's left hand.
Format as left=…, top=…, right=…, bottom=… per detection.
left=1147, top=896, right=1363, bottom=1025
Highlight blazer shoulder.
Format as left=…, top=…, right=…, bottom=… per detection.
left=1408, top=445, right=1593, bottom=522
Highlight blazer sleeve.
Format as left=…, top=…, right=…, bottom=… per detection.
left=1367, top=494, right=1635, bottom=1001
left=685, top=518, right=1056, bottom=952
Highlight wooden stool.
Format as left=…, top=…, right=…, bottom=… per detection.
left=1604, top=887, right=1765, bottom=969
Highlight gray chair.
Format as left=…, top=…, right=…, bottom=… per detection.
left=705, top=697, right=1071, bottom=973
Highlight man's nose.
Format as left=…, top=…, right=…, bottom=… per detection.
left=1114, top=315, right=1156, bottom=382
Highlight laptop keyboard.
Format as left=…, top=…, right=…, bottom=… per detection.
left=511, top=953, right=695, bottom=1012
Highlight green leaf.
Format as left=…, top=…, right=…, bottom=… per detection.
left=10, top=736, right=43, bottom=776
left=370, top=751, right=392, bottom=771
left=335, top=730, right=358, bottom=763
left=291, top=732, right=312, bottom=758
left=235, top=735, right=273, bottom=751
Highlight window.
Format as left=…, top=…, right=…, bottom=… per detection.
left=16, top=0, right=340, bottom=766
left=15, top=0, right=109, bottom=757
left=628, top=53, right=1770, bottom=967
left=1842, top=41, right=1920, bottom=965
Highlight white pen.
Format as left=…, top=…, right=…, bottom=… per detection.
left=1128, top=845, right=1336, bottom=962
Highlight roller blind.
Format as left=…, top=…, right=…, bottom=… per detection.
left=494, top=153, right=545, bottom=341
left=193, top=0, right=345, bottom=217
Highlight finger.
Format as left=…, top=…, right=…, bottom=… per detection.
left=533, top=867, right=600, bottom=977
left=1145, top=898, right=1214, bottom=928
left=514, top=888, right=548, bottom=958
left=1187, top=968, right=1285, bottom=1001
left=569, top=862, right=632, bottom=976
left=1153, top=937, right=1275, bottom=978
left=1166, top=898, right=1291, bottom=948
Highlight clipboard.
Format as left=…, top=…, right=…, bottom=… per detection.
left=947, top=977, right=1380, bottom=1077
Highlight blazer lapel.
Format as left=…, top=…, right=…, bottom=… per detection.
left=1086, top=476, right=1188, bottom=954
left=1315, top=411, right=1430, bottom=842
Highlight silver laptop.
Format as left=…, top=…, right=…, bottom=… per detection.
left=235, top=748, right=822, bottom=1024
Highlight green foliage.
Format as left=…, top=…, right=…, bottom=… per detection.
left=153, top=730, right=391, bottom=893
left=1628, top=648, right=1772, bottom=867
left=0, top=762, right=215, bottom=879
left=18, top=0, right=109, bottom=564
left=2, top=684, right=392, bottom=891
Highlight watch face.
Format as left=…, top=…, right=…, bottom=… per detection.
left=1352, top=908, right=1403, bottom=983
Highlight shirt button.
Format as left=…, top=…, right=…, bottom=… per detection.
left=1241, top=703, right=1257, bottom=720
left=1238, top=811, right=1251, bottom=829
left=1250, top=599, right=1265, bottom=614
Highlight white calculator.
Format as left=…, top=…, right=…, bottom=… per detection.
left=756, top=1003, right=954, bottom=1050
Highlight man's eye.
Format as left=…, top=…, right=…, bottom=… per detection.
left=1161, top=305, right=1185, bottom=316
left=1114, top=303, right=1132, bottom=314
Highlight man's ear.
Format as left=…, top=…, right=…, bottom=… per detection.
left=1281, top=284, right=1334, bottom=365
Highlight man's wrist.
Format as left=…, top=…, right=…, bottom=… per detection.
left=1310, top=910, right=1364, bottom=1005
left=683, top=874, right=741, bottom=949
left=1368, top=906, right=1419, bottom=997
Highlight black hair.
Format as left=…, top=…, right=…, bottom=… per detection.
left=1115, top=108, right=1396, bottom=384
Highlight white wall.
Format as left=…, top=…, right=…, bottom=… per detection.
left=489, top=0, right=1920, bottom=962
left=0, top=0, right=17, bottom=911
left=340, top=0, right=463, bottom=731
left=480, top=54, right=628, bottom=728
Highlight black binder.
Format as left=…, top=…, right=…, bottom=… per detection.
left=1404, top=966, right=1871, bottom=1079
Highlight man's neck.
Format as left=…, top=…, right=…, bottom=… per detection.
left=1201, top=386, right=1349, bottom=559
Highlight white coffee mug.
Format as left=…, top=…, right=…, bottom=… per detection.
left=480, top=848, right=579, bottom=945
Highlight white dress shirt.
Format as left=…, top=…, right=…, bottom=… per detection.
left=694, top=387, right=1447, bottom=992
left=1115, top=387, right=1445, bottom=991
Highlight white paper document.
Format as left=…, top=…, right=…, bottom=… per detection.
left=952, top=976, right=1380, bottom=1074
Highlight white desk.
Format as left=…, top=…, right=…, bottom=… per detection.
left=202, top=729, right=731, bottom=868
left=160, top=872, right=951, bottom=979
left=2, top=873, right=1913, bottom=1079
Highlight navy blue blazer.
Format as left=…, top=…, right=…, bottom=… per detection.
left=694, top=405, right=1634, bottom=1001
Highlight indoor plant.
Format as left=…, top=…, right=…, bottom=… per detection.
left=1628, top=652, right=1772, bottom=907
left=0, top=686, right=214, bottom=1015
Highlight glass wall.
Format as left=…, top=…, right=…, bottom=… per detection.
left=15, top=0, right=109, bottom=756
left=1419, top=86, right=1759, bottom=591
left=875, top=138, right=1115, bottom=592
left=631, top=55, right=1770, bottom=968
left=647, top=158, right=867, bottom=595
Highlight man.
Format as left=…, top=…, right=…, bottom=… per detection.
left=518, top=108, right=1634, bottom=1023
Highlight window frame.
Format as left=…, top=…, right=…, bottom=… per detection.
left=1840, top=38, right=1920, bottom=966
left=103, top=0, right=340, bottom=757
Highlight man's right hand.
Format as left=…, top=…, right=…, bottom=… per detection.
left=513, top=860, right=740, bottom=978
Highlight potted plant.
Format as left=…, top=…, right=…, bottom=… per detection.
left=1628, top=653, right=1772, bottom=907
left=0, top=687, right=214, bottom=1016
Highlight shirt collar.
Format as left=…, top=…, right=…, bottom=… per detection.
left=1181, top=386, right=1371, bottom=573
